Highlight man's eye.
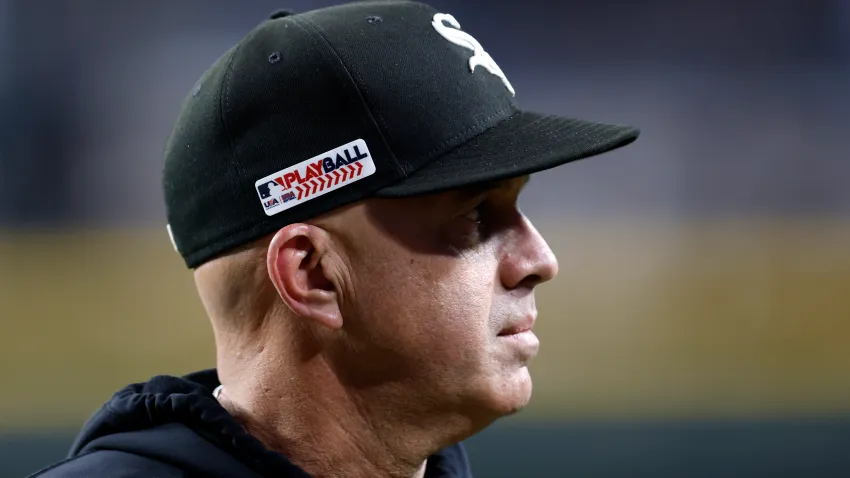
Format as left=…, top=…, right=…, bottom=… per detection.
left=463, top=205, right=482, bottom=224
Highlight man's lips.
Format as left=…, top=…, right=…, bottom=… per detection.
left=498, top=315, right=536, bottom=336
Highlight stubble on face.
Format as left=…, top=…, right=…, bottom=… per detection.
left=317, top=176, right=547, bottom=424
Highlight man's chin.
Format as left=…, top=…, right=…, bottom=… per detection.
left=478, top=367, right=534, bottom=418
left=502, top=367, right=534, bottom=414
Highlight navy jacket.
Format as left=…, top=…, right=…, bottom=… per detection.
left=29, top=369, right=473, bottom=477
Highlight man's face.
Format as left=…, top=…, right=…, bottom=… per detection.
left=324, top=175, right=558, bottom=425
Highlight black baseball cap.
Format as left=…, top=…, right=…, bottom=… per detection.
left=163, top=0, right=639, bottom=268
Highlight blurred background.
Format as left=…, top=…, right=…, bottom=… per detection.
left=1, top=0, right=849, bottom=476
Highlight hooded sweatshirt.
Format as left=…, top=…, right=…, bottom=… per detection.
left=28, top=369, right=473, bottom=477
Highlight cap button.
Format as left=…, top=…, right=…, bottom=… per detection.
left=269, top=9, right=295, bottom=19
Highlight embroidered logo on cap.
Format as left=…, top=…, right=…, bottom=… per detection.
left=432, top=13, right=515, bottom=96
left=255, top=139, right=376, bottom=216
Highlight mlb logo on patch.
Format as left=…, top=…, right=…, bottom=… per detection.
left=258, top=181, right=297, bottom=210
left=255, top=139, right=377, bottom=216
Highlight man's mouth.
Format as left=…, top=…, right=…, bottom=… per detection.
left=498, top=315, right=536, bottom=336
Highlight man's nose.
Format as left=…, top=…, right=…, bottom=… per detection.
left=499, top=214, right=559, bottom=291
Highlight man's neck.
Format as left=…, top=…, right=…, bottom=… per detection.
left=216, top=360, right=459, bottom=478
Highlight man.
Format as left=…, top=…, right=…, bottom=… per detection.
left=32, top=1, right=638, bottom=477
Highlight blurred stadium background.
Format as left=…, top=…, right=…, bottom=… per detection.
left=2, top=0, right=850, bottom=476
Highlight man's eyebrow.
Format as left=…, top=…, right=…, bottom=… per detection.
left=458, top=181, right=501, bottom=196
left=456, top=176, right=531, bottom=198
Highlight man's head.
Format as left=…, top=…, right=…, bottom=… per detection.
left=164, top=0, right=637, bottom=443
left=195, top=173, right=557, bottom=433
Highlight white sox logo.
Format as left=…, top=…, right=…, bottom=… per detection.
left=431, top=13, right=515, bottom=96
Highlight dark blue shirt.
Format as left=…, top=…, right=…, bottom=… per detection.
left=29, top=369, right=473, bottom=477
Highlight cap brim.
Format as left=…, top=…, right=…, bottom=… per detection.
left=375, top=111, right=639, bottom=197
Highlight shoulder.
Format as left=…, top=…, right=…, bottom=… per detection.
left=28, top=450, right=185, bottom=478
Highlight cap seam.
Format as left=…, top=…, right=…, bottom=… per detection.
left=292, top=15, right=408, bottom=178
left=177, top=44, right=243, bottom=268
left=218, top=44, right=246, bottom=189
left=419, top=104, right=515, bottom=162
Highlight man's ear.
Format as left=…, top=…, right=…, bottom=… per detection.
left=267, top=224, right=342, bottom=330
